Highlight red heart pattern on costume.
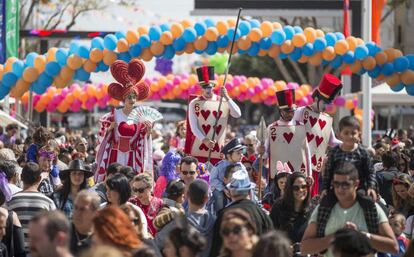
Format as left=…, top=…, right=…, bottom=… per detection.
left=201, top=110, right=210, bottom=120
left=311, top=155, right=317, bottom=166
left=271, top=135, right=277, bottom=141
left=306, top=132, right=314, bottom=143
left=195, top=112, right=200, bottom=117
left=199, top=143, right=209, bottom=151
left=287, top=161, right=294, bottom=172
left=315, top=136, right=324, bottom=147
left=118, top=122, right=137, bottom=136
left=215, top=125, right=222, bottom=135
left=202, top=124, right=211, bottom=134
left=309, top=116, right=318, bottom=127
left=300, top=163, right=306, bottom=172
left=213, top=143, right=220, bottom=152
left=318, top=119, right=327, bottom=130
left=303, top=119, right=308, bottom=124
left=213, top=111, right=223, bottom=119
left=283, top=132, right=294, bottom=144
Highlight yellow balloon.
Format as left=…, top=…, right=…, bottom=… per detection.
left=171, top=23, right=184, bottom=38
left=248, top=28, right=263, bottom=42
left=160, top=31, right=173, bottom=45
left=322, top=46, right=336, bottom=61
left=280, top=40, right=294, bottom=54
left=117, top=38, right=129, bottom=53
left=260, top=21, right=273, bottom=37
left=89, top=48, right=103, bottom=63
left=22, top=67, right=39, bottom=83
left=216, top=21, right=229, bottom=35
left=304, top=27, right=317, bottom=43
left=34, top=55, right=47, bottom=72
left=205, top=27, right=219, bottom=41
left=126, top=30, right=139, bottom=44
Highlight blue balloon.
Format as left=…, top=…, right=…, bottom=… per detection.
left=237, top=49, right=247, bottom=55
left=358, top=68, right=366, bottom=75
left=45, top=62, right=61, bottom=77
left=163, top=45, right=175, bottom=59
left=78, top=45, right=90, bottom=59
left=69, top=41, right=80, bottom=54
left=32, top=81, right=47, bottom=95
left=321, top=60, right=329, bottom=66
left=56, top=49, right=68, bottom=66
left=293, top=26, right=303, bottom=34
left=149, top=26, right=162, bottom=41
left=104, top=34, right=118, bottom=51
left=259, top=37, right=272, bottom=50
left=391, top=83, right=405, bottom=92
left=75, top=68, right=90, bottom=81
left=206, top=42, right=218, bottom=55
left=314, top=38, right=327, bottom=51
left=226, top=28, right=241, bottom=41
left=279, top=52, right=287, bottom=60
left=160, top=23, right=170, bottom=32
left=331, top=55, right=343, bottom=69
left=325, top=33, right=337, bottom=47
left=12, top=61, right=25, bottom=77
left=355, top=45, right=369, bottom=60
left=239, top=21, right=251, bottom=36
left=183, top=28, right=197, bottom=43
left=129, top=44, right=142, bottom=57
left=406, top=54, right=414, bottom=70
left=394, top=57, right=410, bottom=72
left=2, top=73, right=18, bottom=88
left=118, top=52, right=131, bottom=62
left=139, top=35, right=151, bottom=48
left=97, top=62, right=109, bottom=72
left=217, top=35, right=230, bottom=48
left=283, top=26, right=295, bottom=40
left=247, top=43, right=260, bottom=56
left=343, top=51, right=355, bottom=64
left=26, top=52, right=38, bottom=67
left=303, top=43, right=314, bottom=56
left=173, top=37, right=186, bottom=51
left=115, top=31, right=126, bottom=39
left=0, top=83, right=9, bottom=100
left=381, top=63, right=394, bottom=76
left=335, top=32, right=345, bottom=40
left=405, top=84, right=414, bottom=96
left=289, top=48, right=302, bottom=61
left=270, top=29, right=286, bottom=45
left=194, top=22, right=207, bottom=36
left=91, top=37, right=104, bottom=50
left=366, top=41, right=380, bottom=56
left=249, top=19, right=261, bottom=28
left=38, top=73, right=53, bottom=87
left=367, top=66, right=381, bottom=78
left=195, top=49, right=204, bottom=55
left=204, top=18, right=215, bottom=28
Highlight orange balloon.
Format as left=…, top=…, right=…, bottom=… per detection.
left=5, top=57, right=18, bottom=72
left=309, top=52, right=323, bottom=66
left=34, top=55, right=47, bottom=72
left=239, top=82, right=248, bottom=92
left=375, top=52, right=387, bottom=65
left=67, top=54, right=83, bottom=70
left=126, top=30, right=139, bottom=44
left=275, top=81, right=287, bottom=91
left=295, top=89, right=304, bottom=101
left=260, top=21, right=273, bottom=37
left=248, top=28, right=263, bottom=42
left=60, top=66, right=74, bottom=80
left=292, top=34, right=307, bottom=47
left=11, top=79, right=30, bottom=98
left=103, top=51, right=117, bottom=66
left=205, top=27, right=219, bottom=41
left=79, top=92, right=88, bottom=103
left=194, top=37, right=208, bottom=50
left=376, top=74, right=386, bottom=81
left=298, top=55, right=309, bottom=63
left=46, top=47, right=58, bottom=62
left=22, top=67, right=39, bottom=83
left=315, top=29, right=325, bottom=38
left=160, top=31, right=173, bottom=45
left=34, top=103, right=46, bottom=113
left=171, top=23, right=184, bottom=38
left=140, top=48, right=153, bottom=62
left=334, top=40, right=349, bottom=55
left=304, top=27, right=317, bottom=43
left=273, top=22, right=283, bottom=30
left=401, top=70, right=414, bottom=85
left=227, top=19, right=236, bottom=28
left=173, top=87, right=182, bottom=96
left=267, top=86, right=277, bottom=96
left=322, top=46, right=336, bottom=61
left=280, top=40, right=294, bottom=54
left=217, top=21, right=229, bottom=35
left=21, top=92, right=29, bottom=104
left=83, top=60, right=97, bottom=73
left=350, top=60, right=362, bottom=74
left=89, top=48, right=103, bottom=63
left=258, top=49, right=267, bottom=56
left=386, top=73, right=402, bottom=87
left=346, top=36, right=357, bottom=51
left=362, top=56, right=376, bottom=70
left=180, top=19, right=193, bottom=28
left=268, top=45, right=280, bottom=58
left=138, top=26, right=149, bottom=35
left=227, top=43, right=238, bottom=54
left=345, top=99, right=355, bottom=110
left=117, top=38, right=129, bottom=52
left=185, top=43, right=195, bottom=54
left=384, top=48, right=402, bottom=62
left=356, top=38, right=365, bottom=46
left=238, top=36, right=252, bottom=50
left=150, top=42, right=165, bottom=56
left=53, top=75, right=66, bottom=89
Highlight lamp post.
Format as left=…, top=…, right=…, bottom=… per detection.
left=362, top=0, right=372, bottom=147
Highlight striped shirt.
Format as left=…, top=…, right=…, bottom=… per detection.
left=7, top=191, right=56, bottom=250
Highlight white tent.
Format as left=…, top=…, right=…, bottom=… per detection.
left=371, top=83, right=413, bottom=105
left=0, top=110, right=28, bottom=129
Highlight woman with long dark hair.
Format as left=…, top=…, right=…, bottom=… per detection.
left=52, top=159, right=93, bottom=219
left=270, top=172, right=311, bottom=243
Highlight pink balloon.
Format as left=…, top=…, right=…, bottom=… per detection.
left=173, top=77, right=181, bottom=85
left=254, top=85, right=263, bottom=94
left=334, top=97, right=345, bottom=107
left=233, top=76, right=241, bottom=86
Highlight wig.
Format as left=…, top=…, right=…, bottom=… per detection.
left=159, top=151, right=182, bottom=182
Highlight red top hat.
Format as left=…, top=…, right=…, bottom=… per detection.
left=108, top=59, right=150, bottom=101
left=196, top=66, right=216, bottom=87
left=315, top=74, right=343, bottom=103
left=276, top=89, right=297, bottom=110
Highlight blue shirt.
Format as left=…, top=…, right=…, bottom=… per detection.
left=209, top=160, right=231, bottom=191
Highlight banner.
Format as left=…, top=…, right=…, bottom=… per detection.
left=0, top=1, right=5, bottom=63
left=5, top=0, right=19, bottom=58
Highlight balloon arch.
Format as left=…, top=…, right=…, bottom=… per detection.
left=2, top=18, right=414, bottom=104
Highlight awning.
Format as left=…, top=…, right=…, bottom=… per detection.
left=0, top=110, right=28, bottom=129
left=371, top=83, right=413, bottom=105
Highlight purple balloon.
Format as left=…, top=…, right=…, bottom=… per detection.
left=334, top=97, right=346, bottom=107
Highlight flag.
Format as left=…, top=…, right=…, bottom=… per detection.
left=5, top=0, right=19, bottom=58
left=372, top=0, right=386, bottom=45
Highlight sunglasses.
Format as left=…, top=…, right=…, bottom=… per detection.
left=132, top=187, right=148, bottom=194
left=221, top=225, right=244, bottom=237
left=292, top=185, right=307, bottom=191
left=182, top=171, right=196, bottom=176
left=332, top=181, right=354, bottom=189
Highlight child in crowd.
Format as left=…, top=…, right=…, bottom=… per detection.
left=387, top=213, right=409, bottom=257
left=323, top=116, right=377, bottom=200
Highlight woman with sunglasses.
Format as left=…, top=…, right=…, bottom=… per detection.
left=392, top=174, right=414, bottom=217
left=219, top=208, right=259, bottom=257
left=270, top=172, right=311, bottom=244
left=129, top=173, right=163, bottom=237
